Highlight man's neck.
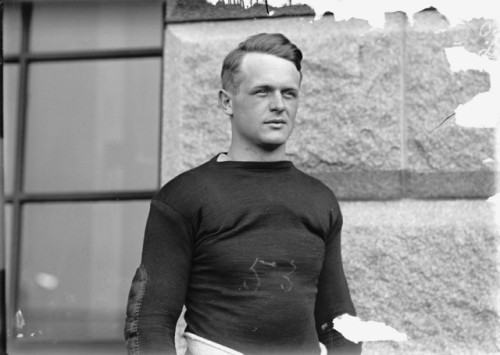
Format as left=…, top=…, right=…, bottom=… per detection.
left=227, top=144, right=287, bottom=162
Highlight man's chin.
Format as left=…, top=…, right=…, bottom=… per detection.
left=259, top=141, right=287, bottom=151
left=260, top=132, right=292, bottom=147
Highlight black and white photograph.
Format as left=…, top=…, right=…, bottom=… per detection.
left=1, top=0, right=498, bottom=354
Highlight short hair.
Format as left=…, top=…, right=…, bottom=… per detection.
left=221, top=33, right=303, bottom=93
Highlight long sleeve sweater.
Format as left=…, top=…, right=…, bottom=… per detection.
left=125, top=155, right=361, bottom=355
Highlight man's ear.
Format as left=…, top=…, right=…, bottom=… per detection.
left=219, top=89, right=233, bottom=116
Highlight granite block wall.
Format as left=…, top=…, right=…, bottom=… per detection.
left=162, top=10, right=498, bottom=355
left=342, top=200, right=498, bottom=354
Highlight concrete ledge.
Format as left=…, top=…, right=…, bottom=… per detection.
left=314, top=171, right=403, bottom=200
left=313, top=170, right=495, bottom=200
left=406, top=171, right=495, bottom=198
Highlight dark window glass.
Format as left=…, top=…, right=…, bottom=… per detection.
left=4, top=204, right=13, bottom=302
left=25, top=59, right=161, bottom=193
left=31, top=1, right=163, bottom=52
left=18, top=201, right=148, bottom=341
left=3, top=64, right=19, bottom=195
left=3, top=3, right=22, bottom=55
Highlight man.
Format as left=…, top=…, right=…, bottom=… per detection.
left=124, top=33, right=362, bottom=355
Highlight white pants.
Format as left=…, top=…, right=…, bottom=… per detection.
left=184, top=332, right=327, bottom=355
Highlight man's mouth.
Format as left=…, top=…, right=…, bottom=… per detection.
left=265, top=120, right=286, bottom=125
left=265, top=120, right=286, bottom=129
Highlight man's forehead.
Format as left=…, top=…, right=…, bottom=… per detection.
left=239, top=52, right=301, bottom=87
left=240, top=52, right=296, bottom=70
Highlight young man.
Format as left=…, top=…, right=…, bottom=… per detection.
left=125, top=33, right=361, bottom=355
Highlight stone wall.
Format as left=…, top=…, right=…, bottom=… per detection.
left=162, top=11, right=499, bottom=355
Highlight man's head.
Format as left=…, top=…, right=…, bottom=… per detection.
left=221, top=33, right=303, bottom=94
left=219, top=33, right=303, bottom=159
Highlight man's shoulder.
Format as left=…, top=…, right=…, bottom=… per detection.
left=153, top=156, right=215, bottom=204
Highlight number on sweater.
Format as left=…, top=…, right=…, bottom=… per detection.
left=242, top=258, right=296, bottom=292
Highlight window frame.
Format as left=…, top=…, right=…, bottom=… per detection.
left=2, top=0, right=166, bottom=345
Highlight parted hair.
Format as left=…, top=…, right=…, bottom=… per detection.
left=221, top=33, right=303, bottom=93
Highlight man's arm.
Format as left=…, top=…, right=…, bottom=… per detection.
left=124, top=199, right=194, bottom=354
left=315, top=208, right=362, bottom=355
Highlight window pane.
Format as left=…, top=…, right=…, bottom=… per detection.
left=3, top=64, right=19, bottom=195
left=4, top=204, right=13, bottom=293
left=2, top=204, right=17, bottom=345
left=18, top=201, right=148, bottom=342
left=3, top=3, right=22, bottom=55
left=25, top=59, right=160, bottom=193
left=31, top=1, right=163, bottom=52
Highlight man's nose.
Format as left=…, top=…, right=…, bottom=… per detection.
left=270, top=92, right=285, bottom=112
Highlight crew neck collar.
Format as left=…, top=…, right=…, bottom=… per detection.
left=211, top=153, right=294, bottom=169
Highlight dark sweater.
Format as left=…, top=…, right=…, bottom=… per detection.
left=125, top=155, right=361, bottom=355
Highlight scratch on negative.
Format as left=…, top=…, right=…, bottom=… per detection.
left=432, top=112, right=455, bottom=133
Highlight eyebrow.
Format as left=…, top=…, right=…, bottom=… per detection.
left=250, top=85, right=299, bottom=92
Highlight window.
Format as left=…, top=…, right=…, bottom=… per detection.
left=3, top=1, right=164, bottom=352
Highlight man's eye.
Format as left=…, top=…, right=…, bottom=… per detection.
left=255, top=89, right=268, bottom=96
left=284, top=91, right=297, bottom=98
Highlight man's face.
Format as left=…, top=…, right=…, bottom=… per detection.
left=225, top=52, right=301, bottom=151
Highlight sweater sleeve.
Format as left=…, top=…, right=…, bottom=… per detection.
left=124, top=199, right=194, bottom=355
left=315, top=208, right=362, bottom=355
